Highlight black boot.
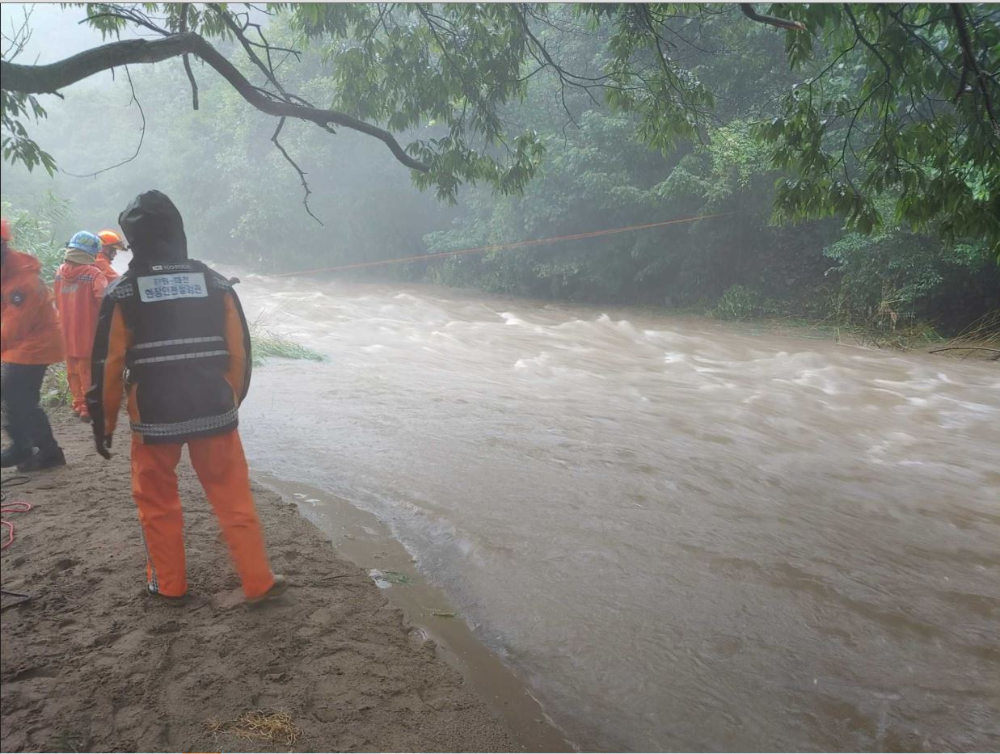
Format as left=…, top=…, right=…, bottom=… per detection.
left=1, top=444, right=32, bottom=468
left=17, top=445, right=67, bottom=472
left=3, top=364, right=60, bottom=471
left=2, top=419, right=32, bottom=468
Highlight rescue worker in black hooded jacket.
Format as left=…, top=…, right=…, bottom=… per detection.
left=88, top=190, right=286, bottom=603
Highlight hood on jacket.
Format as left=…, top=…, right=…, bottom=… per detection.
left=58, top=259, right=101, bottom=280
left=64, top=248, right=100, bottom=266
left=119, top=190, right=188, bottom=266
left=1, top=247, right=42, bottom=281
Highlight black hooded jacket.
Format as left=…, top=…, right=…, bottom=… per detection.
left=121, top=189, right=189, bottom=266
left=86, top=191, right=253, bottom=445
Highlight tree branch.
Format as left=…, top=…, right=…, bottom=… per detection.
left=954, top=59, right=970, bottom=103
left=739, top=4, right=806, bottom=32
left=951, top=3, right=998, bottom=124
left=885, top=8, right=959, bottom=84
left=60, top=66, right=145, bottom=178
left=928, top=346, right=1000, bottom=359
left=209, top=5, right=337, bottom=141
left=179, top=4, right=198, bottom=110
left=210, top=5, right=287, bottom=95
left=270, top=117, right=323, bottom=226
left=2, top=6, right=34, bottom=62
left=0, top=33, right=428, bottom=173
left=843, top=5, right=898, bottom=155
left=83, top=8, right=169, bottom=38
left=638, top=5, right=711, bottom=126
left=844, top=5, right=892, bottom=81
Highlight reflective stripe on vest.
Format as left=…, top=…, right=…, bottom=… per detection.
left=132, top=349, right=229, bottom=365
left=132, top=336, right=225, bottom=350
left=127, top=335, right=228, bottom=366
left=130, top=407, right=239, bottom=438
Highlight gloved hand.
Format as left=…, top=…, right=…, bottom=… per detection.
left=94, top=433, right=113, bottom=460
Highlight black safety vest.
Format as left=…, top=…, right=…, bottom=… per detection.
left=104, top=259, right=249, bottom=444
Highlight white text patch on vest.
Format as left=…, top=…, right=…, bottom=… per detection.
left=137, top=272, right=208, bottom=303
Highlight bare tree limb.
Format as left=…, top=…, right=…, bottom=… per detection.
left=2, top=6, right=34, bottom=62
left=514, top=8, right=612, bottom=86
left=210, top=4, right=288, bottom=96
left=240, top=11, right=302, bottom=60
left=209, top=4, right=328, bottom=221
left=207, top=4, right=336, bottom=144
left=180, top=55, right=198, bottom=109
left=928, top=346, right=1000, bottom=359
left=270, top=117, right=323, bottom=226
left=739, top=4, right=806, bottom=32
left=0, top=33, right=429, bottom=172
left=512, top=6, right=603, bottom=127
left=60, top=66, right=146, bottom=178
left=179, top=4, right=199, bottom=110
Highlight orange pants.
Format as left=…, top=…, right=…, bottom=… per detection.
left=66, top=357, right=91, bottom=416
left=130, top=430, right=274, bottom=599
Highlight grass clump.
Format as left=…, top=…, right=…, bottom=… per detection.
left=42, top=364, right=72, bottom=407
left=928, top=311, right=1000, bottom=361
left=207, top=710, right=299, bottom=746
left=250, top=323, right=326, bottom=368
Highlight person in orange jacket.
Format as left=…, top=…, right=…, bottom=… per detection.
left=96, top=229, right=125, bottom=281
left=54, top=231, right=109, bottom=422
left=87, top=190, right=286, bottom=604
left=1, top=217, right=67, bottom=471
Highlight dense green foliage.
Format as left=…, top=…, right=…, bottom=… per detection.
left=1, top=90, right=57, bottom=175
left=0, top=192, right=71, bottom=281
left=1, top=3, right=997, bottom=335
left=418, top=7, right=997, bottom=331
left=762, top=4, right=1000, bottom=250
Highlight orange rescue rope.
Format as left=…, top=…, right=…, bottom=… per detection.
left=1, top=477, right=34, bottom=608
left=1, top=500, right=32, bottom=550
left=272, top=212, right=730, bottom=278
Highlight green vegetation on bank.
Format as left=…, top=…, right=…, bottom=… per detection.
left=249, top=325, right=326, bottom=368
left=1, top=193, right=70, bottom=282
left=41, top=363, right=72, bottom=408
left=33, top=329, right=322, bottom=412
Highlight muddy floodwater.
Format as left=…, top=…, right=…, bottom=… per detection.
left=230, top=272, right=999, bottom=752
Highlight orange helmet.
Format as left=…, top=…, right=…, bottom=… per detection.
left=98, top=229, right=125, bottom=247
left=1, top=217, right=11, bottom=242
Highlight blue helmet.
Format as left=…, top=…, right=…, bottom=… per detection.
left=67, top=231, right=101, bottom=256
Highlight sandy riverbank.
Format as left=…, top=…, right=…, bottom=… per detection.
left=1, top=411, right=520, bottom=752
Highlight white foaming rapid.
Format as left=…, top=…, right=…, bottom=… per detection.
left=230, top=272, right=1000, bottom=752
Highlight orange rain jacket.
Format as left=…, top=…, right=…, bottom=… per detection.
left=1, top=249, right=64, bottom=365
left=54, top=260, right=109, bottom=358
left=95, top=253, right=120, bottom=282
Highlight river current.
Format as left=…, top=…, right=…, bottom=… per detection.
left=229, top=273, right=999, bottom=751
